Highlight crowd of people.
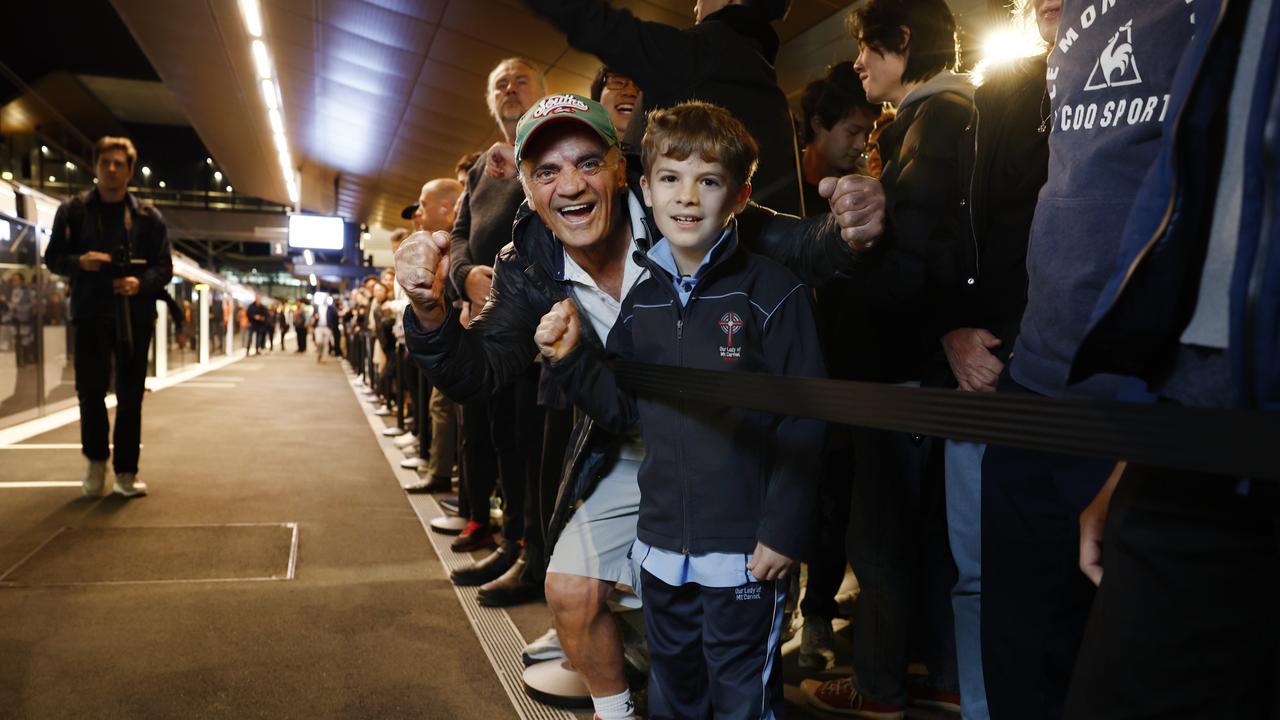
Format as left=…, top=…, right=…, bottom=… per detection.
left=45, top=0, right=1273, bottom=717
left=381, top=0, right=1278, bottom=717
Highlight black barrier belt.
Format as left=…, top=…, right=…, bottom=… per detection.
left=614, top=362, right=1280, bottom=479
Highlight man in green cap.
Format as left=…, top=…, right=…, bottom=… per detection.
left=399, top=93, right=879, bottom=720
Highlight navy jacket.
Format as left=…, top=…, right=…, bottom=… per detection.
left=1073, top=0, right=1280, bottom=412
left=546, top=229, right=827, bottom=559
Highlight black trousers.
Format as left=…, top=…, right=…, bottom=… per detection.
left=846, top=428, right=956, bottom=706
left=981, top=420, right=1112, bottom=720
left=1065, top=468, right=1280, bottom=720
left=487, top=365, right=543, bottom=545
left=74, top=315, right=153, bottom=474
left=294, top=324, right=306, bottom=351
left=459, top=398, right=498, bottom=526
left=803, top=430, right=854, bottom=620
left=642, top=569, right=787, bottom=720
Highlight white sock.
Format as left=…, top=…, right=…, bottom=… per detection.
left=592, top=689, right=635, bottom=720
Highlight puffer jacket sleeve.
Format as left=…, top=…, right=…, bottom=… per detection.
left=737, top=202, right=867, bottom=288
left=404, top=253, right=548, bottom=403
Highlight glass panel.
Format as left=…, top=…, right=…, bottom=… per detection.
left=0, top=214, right=42, bottom=427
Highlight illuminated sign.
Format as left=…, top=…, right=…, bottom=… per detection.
left=287, top=214, right=345, bottom=251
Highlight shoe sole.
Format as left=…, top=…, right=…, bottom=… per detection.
left=521, top=650, right=566, bottom=667
left=805, top=694, right=903, bottom=720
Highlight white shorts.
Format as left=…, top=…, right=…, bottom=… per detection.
left=547, top=456, right=642, bottom=607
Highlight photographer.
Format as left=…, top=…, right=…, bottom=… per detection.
left=44, top=136, right=173, bottom=498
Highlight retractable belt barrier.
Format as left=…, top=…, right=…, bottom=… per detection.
left=614, top=362, right=1280, bottom=480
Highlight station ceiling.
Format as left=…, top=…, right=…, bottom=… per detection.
left=110, top=0, right=854, bottom=232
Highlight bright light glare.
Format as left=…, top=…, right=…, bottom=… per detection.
left=268, top=108, right=284, bottom=135
left=273, top=132, right=288, bottom=153
left=288, top=184, right=300, bottom=204
left=65, top=161, right=75, bottom=169
left=158, top=181, right=166, bottom=188
left=226, top=185, right=234, bottom=192
left=48, top=175, right=56, bottom=182
left=206, top=157, right=213, bottom=165
left=303, top=249, right=314, bottom=265
left=252, top=40, right=272, bottom=79
left=214, top=171, right=224, bottom=181
left=239, top=0, right=263, bottom=37
left=141, top=166, right=152, bottom=176
left=261, top=79, right=278, bottom=110
left=973, top=24, right=1045, bottom=85
left=1, top=171, right=13, bottom=180
left=41, top=145, right=48, bottom=154
left=309, top=273, right=318, bottom=286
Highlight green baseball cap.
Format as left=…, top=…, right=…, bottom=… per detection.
left=514, top=93, right=619, bottom=165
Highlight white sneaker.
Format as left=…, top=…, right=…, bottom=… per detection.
left=400, top=457, right=427, bottom=469
left=113, top=472, right=149, bottom=498
left=382, top=426, right=407, bottom=437
left=798, top=617, right=836, bottom=670
left=83, top=460, right=109, bottom=497
left=373, top=406, right=392, bottom=417
left=394, top=433, right=418, bottom=448
left=521, top=628, right=565, bottom=666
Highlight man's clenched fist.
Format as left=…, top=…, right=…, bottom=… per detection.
left=819, top=174, right=886, bottom=251
left=395, top=230, right=451, bottom=331
left=534, top=299, right=581, bottom=363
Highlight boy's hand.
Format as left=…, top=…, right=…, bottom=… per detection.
left=747, top=542, right=796, bottom=582
left=534, top=299, right=580, bottom=362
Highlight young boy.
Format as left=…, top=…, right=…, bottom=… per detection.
left=535, top=101, right=826, bottom=719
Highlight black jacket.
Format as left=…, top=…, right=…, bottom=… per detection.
left=546, top=229, right=826, bottom=558
left=44, top=189, right=173, bottom=323
left=951, top=56, right=1049, bottom=365
left=405, top=184, right=856, bottom=559
left=523, top=0, right=803, bottom=216
left=840, top=80, right=973, bottom=384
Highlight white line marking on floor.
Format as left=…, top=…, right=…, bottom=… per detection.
left=0, top=444, right=143, bottom=450
left=0, top=354, right=245, bottom=447
left=0, top=482, right=82, bottom=489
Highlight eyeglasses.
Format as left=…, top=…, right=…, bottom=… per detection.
left=525, top=156, right=618, bottom=187
left=603, top=75, right=638, bottom=92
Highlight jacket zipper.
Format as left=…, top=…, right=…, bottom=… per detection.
left=676, top=315, right=690, bottom=554
left=1107, top=1, right=1230, bottom=309
left=966, top=103, right=983, bottom=285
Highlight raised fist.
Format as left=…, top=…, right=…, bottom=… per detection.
left=819, top=174, right=886, bottom=251
left=534, top=299, right=581, bottom=363
left=394, top=230, right=451, bottom=331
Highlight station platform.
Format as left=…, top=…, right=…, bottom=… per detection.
left=0, top=350, right=945, bottom=719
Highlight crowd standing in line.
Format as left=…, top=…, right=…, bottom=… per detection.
left=41, top=0, right=1276, bottom=717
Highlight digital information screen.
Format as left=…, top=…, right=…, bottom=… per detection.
left=288, top=214, right=345, bottom=250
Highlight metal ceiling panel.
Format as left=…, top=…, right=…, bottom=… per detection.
left=112, top=0, right=855, bottom=233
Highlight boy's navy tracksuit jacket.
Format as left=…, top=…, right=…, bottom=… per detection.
left=547, top=226, right=827, bottom=563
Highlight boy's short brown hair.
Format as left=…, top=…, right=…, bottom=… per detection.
left=641, top=101, right=759, bottom=191
left=92, top=136, right=138, bottom=170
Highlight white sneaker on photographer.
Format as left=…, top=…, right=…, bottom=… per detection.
left=83, top=460, right=109, bottom=498
left=113, top=472, right=148, bottom=498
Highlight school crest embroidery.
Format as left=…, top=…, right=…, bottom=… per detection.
left=719, top=312, right=743, bottom=360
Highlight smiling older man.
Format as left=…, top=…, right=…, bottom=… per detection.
left=400, top=93, right=882, bottom=720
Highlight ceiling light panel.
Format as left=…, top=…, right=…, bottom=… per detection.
left=251, top=40, right=273, bottom=78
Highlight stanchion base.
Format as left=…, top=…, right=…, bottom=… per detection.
left=522, top=659, right=594, bottom=709
left=429, top=515, right=468, bottom=535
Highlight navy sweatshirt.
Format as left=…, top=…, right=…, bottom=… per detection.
left=1011, top=0, right=1196, bottom=398
left=547, top=229, right=827, bottom=559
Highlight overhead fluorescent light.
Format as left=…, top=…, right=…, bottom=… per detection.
left=261, top=79, right=278, bottom=110
left=252, top=40, right=272, bottom=79
left=240, top=0, right=263, bottom=38
left=268, top=108, right=284, bottom=135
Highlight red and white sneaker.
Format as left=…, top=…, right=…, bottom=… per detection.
left=800, top=678, right=905, bottom=719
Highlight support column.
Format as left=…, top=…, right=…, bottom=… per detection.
left=198, top=285, right=210, bottom=365
left=154, top=297, right=168, bottom=379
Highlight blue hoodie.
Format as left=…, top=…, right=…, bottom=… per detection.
left=1010, top=0, right=1196, bottom=399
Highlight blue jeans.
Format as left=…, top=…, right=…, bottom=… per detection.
left=946, top=440, right=989, bottom=720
